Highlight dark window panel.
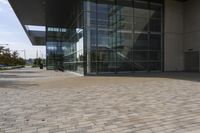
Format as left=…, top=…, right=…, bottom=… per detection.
left=150, top=19, right=161, bottom=32
left=97, top=62, right=116, bottom=72
left=149, top=62, right=161, bottom=71
left=150, top=0, right=164, bottom=4
left=98, top=50, right=116, bottom=62
left=150, top=34, right=161, bottom=50
left=149, top=51, right=161, bottom=61
left=133, top=51, right=148, bottom=61
left=133, top=62, right=148, bottom=71
left=135, top=17, right=148, bottom=32
left=150, top=3, right=162, bottom=19
left=133, top=33, right=148, bottom=50
left=134, top=1, right=149, bottom=18
left=117, top=62, right=132, bottom=72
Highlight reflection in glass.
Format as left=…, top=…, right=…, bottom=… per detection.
left=83, top=0, right=163, bottom=74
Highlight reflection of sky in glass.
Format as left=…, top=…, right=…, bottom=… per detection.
left=25, top=25, right=46, bottom=31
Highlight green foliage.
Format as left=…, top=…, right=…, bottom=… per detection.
left=32, top=58, right=45, bottom=67
left=0, top=46, right=26, bottom=66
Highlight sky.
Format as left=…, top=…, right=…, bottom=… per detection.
left=0, top=0, right=46, bottom=59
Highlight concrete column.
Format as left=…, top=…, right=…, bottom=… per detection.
left=183, top=0, right=200, bottom=52
left=164, top=0, right=184, bottom=71
left=85, top=1, right=91, bottom=73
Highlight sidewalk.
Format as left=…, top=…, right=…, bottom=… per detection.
left=0, top=67, right=200, bottom=133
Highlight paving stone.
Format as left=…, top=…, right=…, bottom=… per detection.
left=0, top=68, right=200, bottom=133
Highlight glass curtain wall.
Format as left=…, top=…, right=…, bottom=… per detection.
left=63, top=20, right=84, bottom=74
left=63, top=2, right=84, bottom=74
left=133, top=0, right=163, bottom=72
left=84, top=0, right=163, bottom=75
left=46, top=26, right=84, bottom=74
left=46, top=27, right=67, bottom=70
left=46, top=1, right=84, bottom=74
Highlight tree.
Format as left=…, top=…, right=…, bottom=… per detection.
left=33, top=58, right=43, bottom=67
left=0, top=47, right=26, bottom=66
left=0, top=46, right=4, bottom=54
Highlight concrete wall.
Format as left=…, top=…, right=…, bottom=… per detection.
left=164, top=0, right=184, bottom=71
left=184, top=0, right=200, bottom=52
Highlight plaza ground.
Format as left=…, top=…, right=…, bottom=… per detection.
left=0, top=67, right=200, bottom=133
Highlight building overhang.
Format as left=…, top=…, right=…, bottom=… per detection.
left=8, top=0, right=46, bottom=46
left=8, top=0, right=80, bottom=46
left=23, top=25, right=46, bottom=46
left=8, top=0, right=187, bottom=46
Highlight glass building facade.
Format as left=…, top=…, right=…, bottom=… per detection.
left=46, top=0, right=164, bottom=75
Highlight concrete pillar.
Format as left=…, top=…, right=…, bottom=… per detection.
left=85, top=1, right=91, bottom=73
left=164, top=0, right=184, bottom=71
left=183, top=0, right=200, bottom=52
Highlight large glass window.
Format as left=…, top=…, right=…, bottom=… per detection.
left=46, top=2, right=84, bottom=74
left=46, top=27, right=67, bottom=70
left=84, top=0, right=163, bottom=75
left=133, top=0, right=163, bottom=72
left=63, top=26, right=84, bottom=74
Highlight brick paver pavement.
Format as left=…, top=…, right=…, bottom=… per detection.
left=0, top=67, right=200, bottom=133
